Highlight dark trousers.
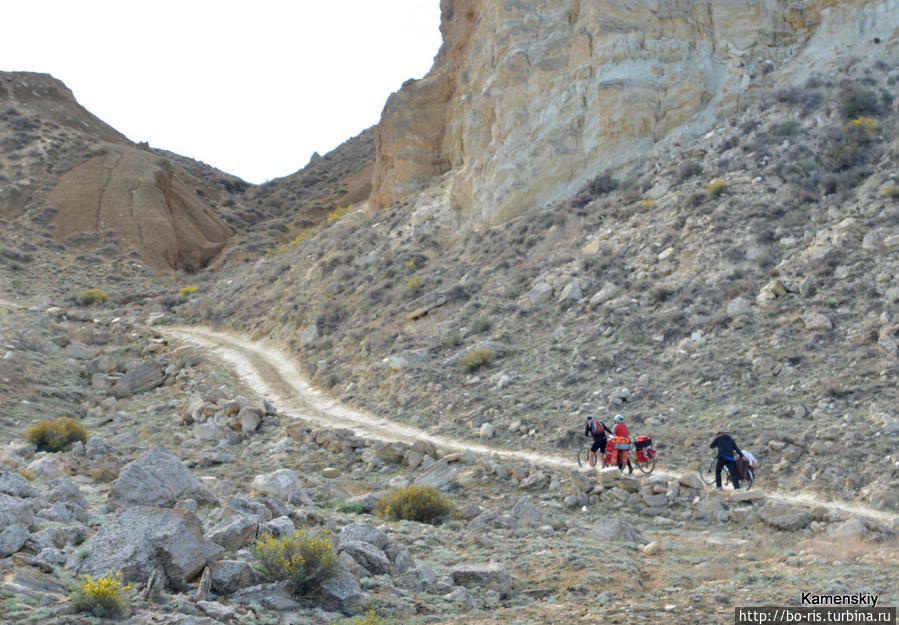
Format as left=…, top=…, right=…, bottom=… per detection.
left=715, top=457, right=740, bottom=489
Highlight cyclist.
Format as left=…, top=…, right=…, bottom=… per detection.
left=710, top=430, right=744, bottom=489
left=584, top=416, right=613, bottom=467
left=612, top=414, right=633, bottom=474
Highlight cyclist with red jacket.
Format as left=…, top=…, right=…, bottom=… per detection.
left=611, top=414, right=633, bottom=474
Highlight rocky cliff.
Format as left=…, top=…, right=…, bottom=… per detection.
left=372, top=0, right=899, bottom=222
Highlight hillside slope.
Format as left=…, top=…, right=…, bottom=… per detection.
left=185, top=55, right=899, bottom=512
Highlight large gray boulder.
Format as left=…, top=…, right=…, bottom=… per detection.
left=591, top=516, right=648, bottom=544
left=0, top=493, right=36, bottom=530
left=510, top=497, right=549, bottom=527
left=0, top=471, right=37, bottom=498
left=112, top=361, right=164, bottom=398
left=450, top=562, right=512, bottom=598
left=210, top=560, right=263, bottom=595
left=66, top=506, right=213, bottom=584
left=0, top=523, right=30, bottom=557
left=109, top=447, right=218, bottom=508
left=205, top=515, right=259, bottom=552
left=758, top=503, right=815, bottom=531
left=250, top=469, right=303, bottom=500
left=337, top=523, right=388, bottom=550
left=319, top=571, right=370, bottom=615
left=413, top=459, right=458, bottom=491
left=339, top=541, right=391, bottom=576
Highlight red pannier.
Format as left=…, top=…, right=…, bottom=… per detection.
left=634, top=435, right=656, bottom=463
left=605, top=436, right=630, bottom=465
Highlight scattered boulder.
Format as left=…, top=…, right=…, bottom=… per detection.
left=339, top=541, right=391, bottom=576
left=205, top=515, right=258, bottom=552
left=231, top=581, right=302, bottom=611
left=758, top=503, right=815, bottom=531
left=450, top=562, right=512, bottom=599
left=0, top=523, right=30, bottom=557
left=0, top=471, right=37, bottom=498
left=0, top=493, right=36, bottom=529
left=112, top=361, right=164, bottom=398
left=510, top=497, right=549, bottom=527
left=413, top=459, right=458, bottom=491
left=210, top=560, right=263, bottom=595
left=591, top=516, right=647, bottom=544
left=250, top=469, right=304, bottom=500
left=338, top=523, right=389, bottom=550
left=109, top=447, right=218, bottom=508
left=519, top=471, right=549, bottom=490
left=66, top=506, right=213, bottom=584
left=678, top=473, right=705, bottom=490
left=319, top=571, right=370, bottom=615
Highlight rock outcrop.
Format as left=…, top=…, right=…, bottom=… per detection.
left=372, top=0, right=899, bottom=222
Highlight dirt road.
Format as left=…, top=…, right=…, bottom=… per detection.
left=165, top=325, right=897, bottom=524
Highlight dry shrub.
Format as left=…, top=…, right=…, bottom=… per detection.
left=26, top=417, right=88, bottom=452
left=375, top=484, right=453, bottom=524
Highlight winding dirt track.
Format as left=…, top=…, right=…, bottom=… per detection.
left=164, top=326, right=896, bottom=524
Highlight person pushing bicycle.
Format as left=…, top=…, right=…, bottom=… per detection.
left=710, top=429, right=744, bottom=489
left=584, top=416, right=613, bottom=467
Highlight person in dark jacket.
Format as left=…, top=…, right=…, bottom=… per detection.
left=585, top=416, right=613, bottom=467
left=710, top=430, right=744, bottom=488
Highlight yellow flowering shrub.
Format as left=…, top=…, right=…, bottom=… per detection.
left=265, top=228, right=314, bottom=257
left=407, top=275, right=423, bottom=292
left=375, top=484, right=453, bottom=524
left=71, top=571, right=130, bottom=617
left=457, top=347, right=495, bottom=372
left=327, top=203, right=355, bottom=222
left=336, top=610, right=387, bottom=625
left=253, top=529, right=341, bottom=594
left=705, top=179, right=728, bottom=197
left=179, top=285, right=198, bottom=297
left=846, top=116, right=878, bottom=133
left=78, top=288, right=107, bottom=305
left=882, top=185, right=899, bottom=200
left=26, top=417, right=88, bottom=452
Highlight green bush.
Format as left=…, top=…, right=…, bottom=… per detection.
left=26, top=417, right=88, bottom=452
left=253, top=529, right=341, bottom=594
left=334, top=499, right=368, bottom=514
left=78, top=288, right=107, bottom=305
left=375, top=484, right=453, bottom=524
left=473, top=316, right=492, bottom=334
left=71, top=571, right=130, bottom=617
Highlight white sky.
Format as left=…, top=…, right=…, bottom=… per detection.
left=1, top=1, right=442, bottom=184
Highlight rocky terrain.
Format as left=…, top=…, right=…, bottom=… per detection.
left=1, top=0, right=899, bottom=624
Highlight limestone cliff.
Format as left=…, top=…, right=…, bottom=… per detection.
left=372, top=0, right=899, bottom=222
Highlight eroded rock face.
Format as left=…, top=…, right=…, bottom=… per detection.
left=48, top=148, right=234, bottom=271
left=372, top=0, right=899, bottom=221
left=0, top=71, right=234, bottom=271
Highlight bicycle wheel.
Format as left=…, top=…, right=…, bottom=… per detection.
left=636, top=455, right=655, bottom=474
left=577, top=446, right=592, bottom=468
left=740, top=468, right=754, bottom=491
left=699, top=458, right=717, bottom=485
